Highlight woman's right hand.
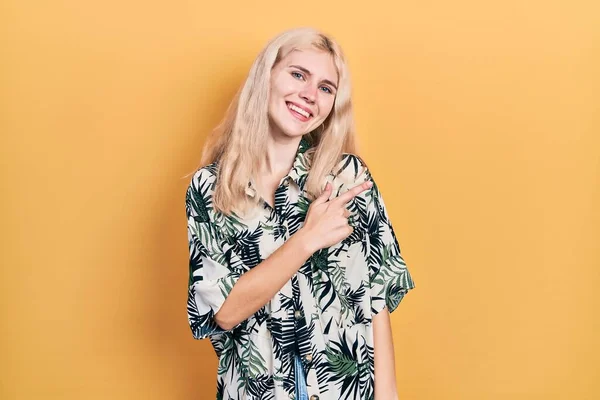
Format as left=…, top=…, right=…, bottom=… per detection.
left=300, top=180, right=373, bottom=252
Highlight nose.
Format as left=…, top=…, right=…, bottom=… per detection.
left=299, top=84, right=317, bottom=104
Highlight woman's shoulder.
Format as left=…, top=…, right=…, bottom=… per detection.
left=189, top=162, right=219, bottom=190
left=334, top=152, right=371, bottom=181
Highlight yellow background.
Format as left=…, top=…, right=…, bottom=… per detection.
left=2, top=0, right=599, bottom=399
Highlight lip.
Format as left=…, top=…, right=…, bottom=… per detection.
left=286, top=101, right=313, bottom=117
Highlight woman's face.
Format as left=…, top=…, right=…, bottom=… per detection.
left=268, top=48, right=338, bottom=140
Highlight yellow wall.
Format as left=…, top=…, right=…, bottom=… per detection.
left=2, top=1, right=598, bottom=399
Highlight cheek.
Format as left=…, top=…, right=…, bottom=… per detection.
left=319, top=97, right=336, bottom=118
left=268, top=79, right=288, bottom=110
left=272, top=75, right=297, bottom=97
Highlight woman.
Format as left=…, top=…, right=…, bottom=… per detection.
left=186, top=27, right=415, bottom=400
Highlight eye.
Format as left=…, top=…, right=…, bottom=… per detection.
left=291, top=71, right=305, bottom=80
left=319, top=86, right=333, bottom=94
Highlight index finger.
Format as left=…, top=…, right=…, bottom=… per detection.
left=330, top=181, right=373, bottom=207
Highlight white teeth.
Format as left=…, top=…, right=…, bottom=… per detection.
left=288, top=103, right=310, bottom=118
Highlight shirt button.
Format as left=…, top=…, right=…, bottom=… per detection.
left=294, top=310, right=302, bottom=319
left=303, top=354, right=313, bottom=363
left=309, top=396, right=319, bottom=400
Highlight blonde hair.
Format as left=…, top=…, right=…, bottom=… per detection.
left=197, top=27, right=359, bottom=216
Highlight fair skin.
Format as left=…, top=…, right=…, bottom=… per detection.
left=259, top=48, right=338, bottom=205
left=214, top=48, right=399, bottom=399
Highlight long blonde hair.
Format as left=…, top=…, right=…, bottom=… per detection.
left=198, top=27, right=359, bottom=216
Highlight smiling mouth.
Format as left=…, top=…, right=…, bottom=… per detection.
left=286, top=102, right=313, bottom=120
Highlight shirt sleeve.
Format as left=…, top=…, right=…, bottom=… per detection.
left=360, top=166, right=416, bottom=316
left=185, top=169, right=247, bottom=340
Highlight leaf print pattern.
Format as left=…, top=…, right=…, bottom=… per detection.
left=185, top=136, right=415, bottom=399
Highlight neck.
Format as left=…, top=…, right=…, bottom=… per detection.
left=261, top=134, right=302, bottom=178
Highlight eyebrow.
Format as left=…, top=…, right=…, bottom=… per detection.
left=289, top=64, right=338, bottom=90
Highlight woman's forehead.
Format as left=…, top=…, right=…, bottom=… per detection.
left=279, top=48, right=338, bottom=82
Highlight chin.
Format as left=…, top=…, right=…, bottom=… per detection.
left=285, top=128, right=309, bottom=137
left=273, top=122, right=311, bottom=138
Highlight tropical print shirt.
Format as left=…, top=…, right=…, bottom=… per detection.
left=185, top=137, right=415, bottom=400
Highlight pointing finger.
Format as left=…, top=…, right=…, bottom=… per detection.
left=331, top=181, right=372, bottom=206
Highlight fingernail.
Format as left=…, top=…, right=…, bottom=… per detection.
left=366, top=181, right=373, bottom=187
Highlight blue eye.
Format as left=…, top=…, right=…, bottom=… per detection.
left=291, top=71, right=304, bottom=80
left=320, top=86, right=333, bottom=94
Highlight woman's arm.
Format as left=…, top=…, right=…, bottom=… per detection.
left=373, top=307, right=399, bottom=400
left=214, top=228, right=314, bottom=330
left=214, top=181, right=372, bottom=330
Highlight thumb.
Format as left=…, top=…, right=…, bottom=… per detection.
left=312, top=182, right=332, bottom=205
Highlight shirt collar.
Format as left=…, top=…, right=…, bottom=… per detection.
left=287, top=136, right=311, bottom=187
left=245, top=136, right=311, bottom=197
